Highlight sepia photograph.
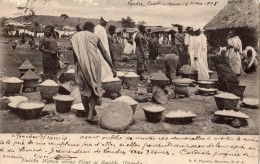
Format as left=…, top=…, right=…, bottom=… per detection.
left=0, top=0, right=259, bottom=136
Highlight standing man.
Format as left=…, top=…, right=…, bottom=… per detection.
left=148, top=33, right=159, bottom=63
left=39, top=25, right=59, bottom=81
left=132, top=29, right=138, bottom=54
left=94, top=17, right=113, bottom=81
left=175, top=25, right=188, bottom=68
left=184, top=27, right=197, bottom=70
left=193, top=27, right=209, bottom=81
left=227, top=30, right=243, bottom=76
left=134, top=25, right=147, bottom=81
left=122, top=28, right=128, bottom=48
left=107, top=25, right=117, bottom=66
left=70, top=22, right=116, bottom=124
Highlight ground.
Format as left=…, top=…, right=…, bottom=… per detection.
left=0, top=37, right=259, bottom=134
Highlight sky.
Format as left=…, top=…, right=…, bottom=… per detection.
left=0, top=0, right=229, bottom=27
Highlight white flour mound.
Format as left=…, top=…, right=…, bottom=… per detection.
left=66, top=69, right=75, bottom=73
left=165, top=110, right=197, bottom=118
left=71, top=103, right=84, bottom=111
left=8, top=96, right=28, bottom=102
left=215, top=110, right=249, bottom=119
left=116, top=71, right=125, bottom=77
left=125, top=72, right=139, bottom=78
left=102, top=76, right=120, bottom=82
left=143, top=104, right=165, bottom=112
left=3, top=77, right=23, bottom=83
left=54, top=95, right=74, bottom=101
left=40, top=80, right=59, bottom=86
left=113, top=96, right=138, bottom=105
left=20, top=102, right=44, bottom=109
left=215, top=92, right=239, bottom=99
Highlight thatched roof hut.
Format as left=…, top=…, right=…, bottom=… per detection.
left=204, top=0, right=259, bottom=50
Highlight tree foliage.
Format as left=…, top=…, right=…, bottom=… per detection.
left=60, top=14, right=69, bottom=22
left=121, top=16, right=135, bottom=28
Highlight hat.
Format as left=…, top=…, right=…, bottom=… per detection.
left=101, top=17, right=108, bottom=23
left=152, top=86, right=168, bottom=105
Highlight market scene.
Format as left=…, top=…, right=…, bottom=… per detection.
left=0, top=0, right=259, bottom=134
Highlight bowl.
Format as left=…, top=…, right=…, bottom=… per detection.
left=242, top=98, right=259, bottom=109
left=53, top=95, right=75, bottom=113
left=164, top=110, right=197, bottom=124
left=226, top=83, right=246, bottom=100
left=102, top=81, right=122, bottom=93
left=17, top=100, right=45, bottom=119
left=142, top=104, right=165, bottom=123
left=198, top=81, right=215, bottom=89
left=173, top=83, right=190, bottom=97
left=198, top=87, right=218, bottom=95
left=214, top=93, right=240, bottom=110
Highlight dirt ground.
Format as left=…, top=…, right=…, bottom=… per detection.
left=0, top=38, right=259, bottom=134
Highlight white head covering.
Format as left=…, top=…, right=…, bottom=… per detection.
left=193, top=25, right=200, bottom=31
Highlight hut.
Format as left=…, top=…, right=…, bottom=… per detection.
left=204, top=0, right=259, bottom=51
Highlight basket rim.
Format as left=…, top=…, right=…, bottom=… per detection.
left=214, top=95, right=240, bottom=100
left=53, top=95, right=75, bottom=101
left=142, top=105, right=165, bottom=113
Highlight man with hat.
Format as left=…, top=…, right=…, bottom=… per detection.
left=94, top=17, right=114, bottom=81
left=193, top=26, right=210, bottom=80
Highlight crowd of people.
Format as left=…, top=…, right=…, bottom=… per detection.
left=36, top=17, right=258, bottom=124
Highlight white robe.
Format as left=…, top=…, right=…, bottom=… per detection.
left=194, top=33, right=209, bottom=81
left=185, top=34, right=197, bottom=70
left=227, top=36, right=243, bottom=74
left=94, top=24, right=113, bottom=81
left=132, top=32, right=137, bottom=53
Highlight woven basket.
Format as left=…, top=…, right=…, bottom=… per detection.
left=53, top=95, right=75, bottom=113
left=150, top=79, right=169, bottom=89
left=226, top=83, right=246, bottom=100
left=214, top=96, right=239, bottom=110
left=102, top=81, right=121, bottom=93
left=22, top=79, right=39, bottom=91
left=124, top=77, right=139, bottom=88
left=38, top=85, right=59, bottom=100
left=3, top=82, right=23, bottom=96
left=182, top=74, right=198, bottom=81
left=173, top=83, right=189, bottom=96
left=17, top=100, right=45, bottom=119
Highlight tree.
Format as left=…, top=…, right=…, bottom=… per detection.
left=60, top=14, right=69, bottom=23
left=121, top=16, right=135, bottom=28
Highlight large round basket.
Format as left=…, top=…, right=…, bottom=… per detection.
left=150, top=79, right=169, bottom=89
left=102, top=81, right=121, bottom=93
left=124, top=77, right=139, bottom=88
left=100, top=101, right=133, bottom=132
left=22, top=79, right=39, bottom=91
left=53, top=95, right=75, bottom=113
left=17, top=100, right=45, bottom=119
left=226, top=83, right=246, bottom=100
left=198, top=81, right=215, bottom=89
left=38, top=85, right=60, bottom=101
left=173, top=83, right=189, bottom=96
left=142, top=105, right=165, bottom=123
left=214, top=96, right=240, bottom=110
left=3, top=82, right=23, bottom=96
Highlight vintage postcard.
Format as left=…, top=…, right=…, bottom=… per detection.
left=0, top=0, right=259, bottom=163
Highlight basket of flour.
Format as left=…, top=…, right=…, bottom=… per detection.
left=123, top=72, right=140, bottom=88
left=142, top=104, right=165, bottom=123
left=17, top=100, right=45, bottom=119
left=71, top=103, right=87, bottom=117
left=2, top=77, right=24, bottom=96
left=53, top=95, right=75, bottom=113
left=18, top=59, right=36, bottom=77
left=38, top=80, right=60, bottom=101
left=20, top=69, right=40, bottom=92
left=113, top=96, right=138, bottom=114
left=214, top=92, right=240, bottom=110
left=198, top=81, right=215, bottom=89
left=116, top=71, right=126, bottom=84
left=102, top=76, right=121, bottom=93
left=64, top=68, right=76, bottom=81
left=150, top=70, right=169, bottom=89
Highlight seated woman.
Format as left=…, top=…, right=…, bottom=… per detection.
left=211, top=49, right=239, bottom=92
left=242, top=46, right=258, bottom=73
